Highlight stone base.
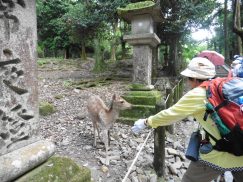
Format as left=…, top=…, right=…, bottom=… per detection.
left=0, top=140, right=55, bottom=182
left=120, top=87, right=162, bottom=124
left=15, top=156, right=91, bottom=182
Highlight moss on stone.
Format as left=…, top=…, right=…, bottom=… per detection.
left=16, top=156, right=91, bottom=182
left=123, top=95, right=157, bottom=105
left=121, top=105, right=156, bottom=118
left=128, top=83, right=154, bottom=91
left=118, top=1, right=155, bottom=13
left=124, top=90, right=161, bottom=98
left=39, top=101, right=56, bottom=116
left=119, top=90, right=162, bottom=125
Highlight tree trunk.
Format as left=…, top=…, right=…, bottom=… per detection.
left=110, top=40, right=117, bottom=61
left=81, top=42, right=87, bottom=60
left=120, top=20, right=128, bottom=59
left=64, top=46, right=70, bottom=59
left=110, top=21, right=118, bottom=61
left=224, top=0, right=230, bottom=64
left=121, top=37, right=126, bottom=59
left=233, top=0, right=243, bottom=54
left=94, top=39, right=105, bottom=72
left=168, top=33, right=181, bottom=76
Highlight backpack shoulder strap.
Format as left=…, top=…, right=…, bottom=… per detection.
left=200, top=80, right=210, bottom=89
left=200, top=80, right=212, bottom=99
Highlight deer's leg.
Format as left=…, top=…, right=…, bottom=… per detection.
left=92, top=120, right=99, bottom=147
left=103, top=129, right=110, bottom=165
left=103, top=129, right=109, bottom=152
left=93, top=124, right=97, bottom=147
left=97, top=126, right=101, bottom=140
left=108, top=130, right=110, bottom=146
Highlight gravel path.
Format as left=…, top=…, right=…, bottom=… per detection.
left=38, top=59, right=198, bottom=182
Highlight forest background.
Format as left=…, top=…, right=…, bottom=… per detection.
left=36, top=0, right=243, bottom=76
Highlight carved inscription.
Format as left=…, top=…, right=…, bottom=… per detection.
left=0, top=0, right=26, bottom=40
left=0, top=56, right=33, bottom=151
left=0, top=0, right=34, bottom=153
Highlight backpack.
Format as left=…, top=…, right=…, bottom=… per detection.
left=201, top=77, right=243, bottom=156
left=233, top=56, right=243, bottom=78
left=237, top=64, right=243, bottom=78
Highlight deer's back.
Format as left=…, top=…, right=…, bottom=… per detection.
left=87, top=96, right=109, bottom=118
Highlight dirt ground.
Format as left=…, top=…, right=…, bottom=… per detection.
left=38, top=58, right=197, bottom=182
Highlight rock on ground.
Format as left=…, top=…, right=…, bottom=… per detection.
left=37, top=59, right=216, bottom=182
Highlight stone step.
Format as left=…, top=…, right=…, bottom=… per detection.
left=121, top=104, right=156, bottom=119
left=123, top=95, right=160, bottom=105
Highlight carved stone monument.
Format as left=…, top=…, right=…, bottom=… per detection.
left=0, top=1, right=55, bottom=181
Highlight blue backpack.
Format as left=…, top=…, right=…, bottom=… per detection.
left=233, top=57, right=243, bottom=78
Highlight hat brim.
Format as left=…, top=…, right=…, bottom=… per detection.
left=180, top=68, right=194, bottom=78
left=180, top=68, right=214, bottom=79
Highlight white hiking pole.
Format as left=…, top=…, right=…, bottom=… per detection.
left=122, top=129, right=154, bottom=182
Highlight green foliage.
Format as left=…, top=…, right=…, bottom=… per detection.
left=63, top=80, right=73, bottom=87
left=64, top=3, right=101, bottom=45
left=117, top=1, right=154, bottom=12
left=158, top=0, right=218, bottom=34
left=181, top=34, right=208, bottom=62
left=37, top=43, right=45, bottom=58
left=36, top=0, right=71, bottom=52
left=39, top=101, right=56, bottom=116
left=37, top=59, right=49, bottom=66
left=95, top=0, right=129, bottom=22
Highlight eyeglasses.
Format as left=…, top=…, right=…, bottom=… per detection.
left=188, top=77, right=194, bottom=81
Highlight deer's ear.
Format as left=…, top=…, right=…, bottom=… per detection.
left=112, top=94, right=117, bottom=100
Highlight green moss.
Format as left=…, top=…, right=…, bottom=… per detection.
left=118, top=1, right=155, bottom=13
left=39, top=101, right=56, bottom=116
left=129, top=83, right=154, bottom=91
left=54, top=94, right=64, bottom=99
left=121, top=105, right=156, bottom=118
left=123, top=95, right=158, bottom=105
left=119, top=90, right=162, bottom=125
left=16, top=156, right=91, bottom=182
left=63, top=80, right=73, bottom=87
left=37, top=59, right=49, bottom=67
left=124, top=90, right=162, bottom=98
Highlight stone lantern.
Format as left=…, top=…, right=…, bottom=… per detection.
left=117, top=2, right=164, bottom=124
left=118, top=2, right=163, bottom=86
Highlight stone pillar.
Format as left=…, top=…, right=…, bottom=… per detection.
left=123, top=14, right=161, bottom=86
left=0, top=1, right=55, bottom=182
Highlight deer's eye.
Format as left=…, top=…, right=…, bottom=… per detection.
left=120, top=101, right=124, bottom=103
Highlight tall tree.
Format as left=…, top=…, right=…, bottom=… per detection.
left=224, top=0, right=230, bottom=62
left=64, top=2, right=104, bottom=60
left=93, top=0, right=129, bottom=61
left=233, top=0, right=243, bottom=55
left=158, top=0, right=218, bottom=76
left=36, top=0, right=71, bottom=57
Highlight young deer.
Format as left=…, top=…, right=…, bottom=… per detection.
left=87, top=94, right=132, bottom=165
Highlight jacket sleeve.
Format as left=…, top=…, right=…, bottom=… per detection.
left=147, top=87, right=206, bottom=128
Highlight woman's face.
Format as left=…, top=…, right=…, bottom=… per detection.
left=187, top=77, right=200, bottom=89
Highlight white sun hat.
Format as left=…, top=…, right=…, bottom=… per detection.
left=180, top=57, right=216, bottom=79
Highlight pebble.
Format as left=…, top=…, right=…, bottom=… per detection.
left=39, top=76, right=220, bottom=182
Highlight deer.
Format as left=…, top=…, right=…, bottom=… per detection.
left=87, top=94, right=132, bottom=165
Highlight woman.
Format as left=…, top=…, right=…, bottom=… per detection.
left=132, top=57, right=243, bottom=182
